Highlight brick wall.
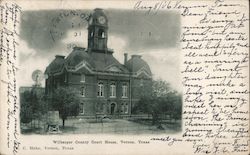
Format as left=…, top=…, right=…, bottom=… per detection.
left=46, top=70, right=152, bottom=116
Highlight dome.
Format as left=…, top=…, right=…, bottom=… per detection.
left=65, top=47, right=94, bottom=68
left=126, top=55, right=152, bottom=75
left=45, top=55, right=65, bottom=74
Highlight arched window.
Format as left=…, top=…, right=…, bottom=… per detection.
left=97, top=82, right=104, bottom=97
left=89, top=30, right=94, bottom=38
left=79, top=103, right=84, bottom=114
left=98, top=29, right=105, bottom=38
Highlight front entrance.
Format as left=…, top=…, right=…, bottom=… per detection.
left=79, top=103, right=84, bottom=115
left=110, top=103, right=116, bottom=115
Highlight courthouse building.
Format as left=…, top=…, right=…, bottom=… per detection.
left=45, top=8, right=152, bottom=116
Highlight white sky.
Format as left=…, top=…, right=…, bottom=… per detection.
left=18, top=29, right=181, bottom=92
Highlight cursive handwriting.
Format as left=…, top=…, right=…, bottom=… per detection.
left=181, top=0, right=249, bottom=154
left=140, top=0, right=249, bottom=154
left=0, top=2, right=21, bottom=155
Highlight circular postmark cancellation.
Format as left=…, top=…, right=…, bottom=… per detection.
left=49, top=10, right=91, bottom=44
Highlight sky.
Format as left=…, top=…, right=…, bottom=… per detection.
left=18, top=9, right=181, bottom=92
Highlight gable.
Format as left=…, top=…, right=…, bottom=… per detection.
left=76, top=67, right=92, bottom=74
left=136, top=68, right=152, bottom=78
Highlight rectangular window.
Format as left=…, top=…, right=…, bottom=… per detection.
left=97, top=82, right=104, bottom=97
left=80, top=74, right=85, bottom=83
left=122, top=84, right=128, bottom=98
left=80, top=86, right=85, bottom=97
left=124, top=103, right=129, bottom=114
left=110, top=83, right=116, bottom=98
left=140, top=79, right=144, bottom=86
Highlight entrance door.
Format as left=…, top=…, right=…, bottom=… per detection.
left=79, top=103, right=84, bottom=115
left=110, top=103, right=116, bottom=115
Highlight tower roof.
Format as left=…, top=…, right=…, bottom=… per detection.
left=45, top=8, right=151, bottom=77
left=45, top=55, right=65, bottom=75
left=126, top=55, right=152, bottom=75
left=88, top=8, right=108, bottom=27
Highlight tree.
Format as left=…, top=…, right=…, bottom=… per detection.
left=133, top=79, right=182, bottom=126
left=20, top=88, right=47, bottom=124
left=20, top=91, right=33, bottom=124
left=49, top=87, right=80, bottom=128
left=167, top=93, right=182, bottom=121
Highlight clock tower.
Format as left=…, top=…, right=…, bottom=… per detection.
left=88, top=8, right=108, bottom=52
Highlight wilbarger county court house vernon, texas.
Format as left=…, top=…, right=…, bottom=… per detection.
left=44, top=8, right=152, bottom=117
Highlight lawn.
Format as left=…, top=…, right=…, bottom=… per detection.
left=21, top=118, right=181, bottom=135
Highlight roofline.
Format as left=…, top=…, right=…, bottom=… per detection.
left=46, top=58, right=152, bottom=78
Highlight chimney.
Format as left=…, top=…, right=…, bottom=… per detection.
left=124, top=53, right=128, bottom=65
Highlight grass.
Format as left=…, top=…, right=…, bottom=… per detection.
left=21, top=118, right=181, bottom=135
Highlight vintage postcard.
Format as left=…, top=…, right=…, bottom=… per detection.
left=0, top=0, right=249, bottom=155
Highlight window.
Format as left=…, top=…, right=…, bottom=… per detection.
left=121, top=103, right=124, bottom=113
left=124, top=103, right=129, bottom=114
left=80, top=74, right=85, bottom=83
left=98, top=29, right=105, bottom=38
left=122, top=84, right=128, bottom=98
left=110, top=83, right=116, bottom=98
left=79, top=103, right=84, bottom=114
left=80, top=86, right=85, bottom=97
left=140, top=79, right=144, bottom=87
left=97, top=82, right=104, bottom=97
left=89, top=29, right=94, bottom=38
left=121, top=103, right=128, bottom=114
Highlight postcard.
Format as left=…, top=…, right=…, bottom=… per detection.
left=0, top=0, right=249, bottom=155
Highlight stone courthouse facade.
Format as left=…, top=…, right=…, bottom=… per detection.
left=45, top=8, right=152, bottom=116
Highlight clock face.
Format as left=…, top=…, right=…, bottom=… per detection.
left=98, top=16, right=106, bottom=24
